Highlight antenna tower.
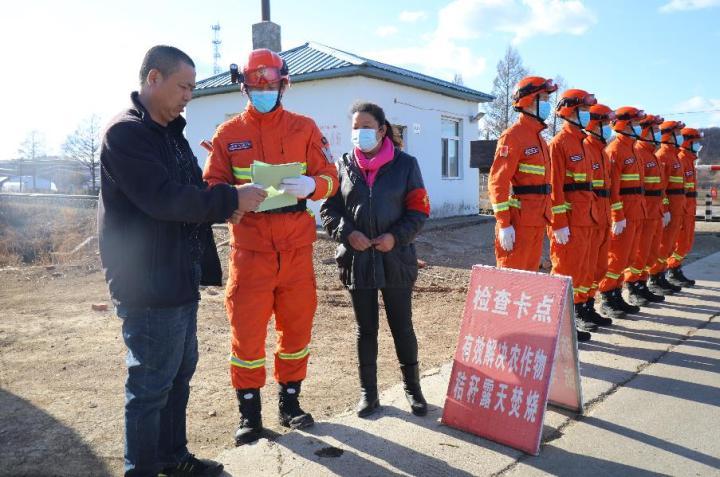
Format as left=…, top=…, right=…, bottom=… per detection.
left=211, top=23, right=222, bottom=75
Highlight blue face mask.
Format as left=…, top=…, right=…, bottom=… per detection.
left=249, top=90, right=279, bottom=113
left=653, top=131, right=662, bottom=143
left=578, top=110, right=591, bottom=128
left=631, top=125, right=642, bottom=137
left=352, top=128, right=380, bottom=152
left=675, top=134, right=684, bottom=146
left=537, top=100, right=551, bottom=121
left=601, top=124, right=614, bottom=141
left=691, top=142, right=702, bottom=153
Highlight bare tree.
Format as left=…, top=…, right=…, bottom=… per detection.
left=543, top=75, right=568, bottom=140
left=63, top=115, right=102, bottom=193
left=17, top=130, right=47, bottom=191
left=482, top=46, right=528, bottom=139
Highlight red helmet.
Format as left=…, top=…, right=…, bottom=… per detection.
left=612, top=106, right=646, bottom=132
left=512, top=76, right=558, bottom=109
left=659, top=120, right=685, bottom=141
left=230, top=49, right=289, bottom=87
left=586, top=104, right=615, bottom=131
left=639, top=114, right=664, bottom=136
left=680, top=127, right=703, bottom=148
left=556, top=89, right=596, bottom=118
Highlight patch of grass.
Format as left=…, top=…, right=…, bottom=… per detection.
left=0, top=201, right=96, bottom=266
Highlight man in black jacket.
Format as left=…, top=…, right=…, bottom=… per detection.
left=99, top=45, right=266, bottom=477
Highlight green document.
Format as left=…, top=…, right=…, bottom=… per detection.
left=251, top=161, right=304, bottom=212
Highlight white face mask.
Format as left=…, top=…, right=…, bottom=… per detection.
left=352, top=128, right=380, bottom=152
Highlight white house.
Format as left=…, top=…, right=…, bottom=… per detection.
left=186, top=42, right=492, bottom=219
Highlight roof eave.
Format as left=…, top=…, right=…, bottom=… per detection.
left=193, top=64, right=493, bottom=103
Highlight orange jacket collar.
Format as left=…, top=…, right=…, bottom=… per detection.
left=245, top=101, right=285, bottom=122
left=637, top=140, right=656, bottom=154
left=616, top=133, right=635, bottom=148
left=518, top=112, right=547, bottom=132
left=562, top=121, right=586, bottom=140
left=585, top=134, right=605, bottom=150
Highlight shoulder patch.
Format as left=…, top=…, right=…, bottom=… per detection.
left=498, top=145, right=509, bottom=157
left=228, top=141, right=252, bottom=152
left=569, top=154, right=583, bottom=162
left=524, top=146, right=540, bottom=156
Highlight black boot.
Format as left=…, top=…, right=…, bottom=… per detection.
left=576, top=328, right=592, bottom=342
left=235, top=389, right=263, bottom=446
left=657, top=272, right=682, bottom=293
left=614, top=287, right=640, bottom=314
left=583, top=299, right=612, bottom=327
left=357, top=365, right=380, bottom=417
left=637, top=280, right=665, bottom=302
left=278, top=381, right=314, bottom=429
left=626, top=282, right=649, bottom=306
left=400, top=363, right=428, bottom=416
left=599, top=290, right=626, bottom=319
left=647, top=274, right=667, bottom=296
left=574, top=303, right=599, bottom=332
left=668, top=266, right=695, bottom=287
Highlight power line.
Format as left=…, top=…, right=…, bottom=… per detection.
left=658, top=109, right=720, bottom=116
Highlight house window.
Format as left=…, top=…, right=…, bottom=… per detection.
left=441, top=118, right=461, bottom=178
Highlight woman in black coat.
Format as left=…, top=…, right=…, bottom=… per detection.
left=320, top=102, right=430, bottom=417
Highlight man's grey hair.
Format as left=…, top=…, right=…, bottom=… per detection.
left=139, top=45, right=195, bottom=86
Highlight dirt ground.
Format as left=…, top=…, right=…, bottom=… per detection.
left=1, top=217, right=719, bottom=477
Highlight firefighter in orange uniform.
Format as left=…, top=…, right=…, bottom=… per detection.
left=582, top=104, right=616, bottom=322
left=488, top=76, right=557, bottom=273
left=203, top=49, right=339, bottom=445
left=666, top=127, right=703, bottom=287
left=548, top=89, right=611, bottom=338
left=597, top=107, right=647, bottom=318
left=648, top=120, right=686, bottom=294
left=624, top=114, right=667, bottom=305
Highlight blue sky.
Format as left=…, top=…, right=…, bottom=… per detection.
left=1, top=0, right=719, bottom=159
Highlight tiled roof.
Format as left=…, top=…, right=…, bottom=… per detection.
left=194, top=42, right=493, bottom=103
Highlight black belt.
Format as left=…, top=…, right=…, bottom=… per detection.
left=666, top=189, right=685, bottom=196
left=563, top=182, right=593, bottom=192
left=644, top=190, right=662, bottom=197
left=593, top=189, right=609, bottom=197
left=686, top=191, right=697, bottom=198
left=512, top=184, right=551, bottom=195
left=620, top=187, right=644, bottom=195
left=259, top=199, right=307, bottom=214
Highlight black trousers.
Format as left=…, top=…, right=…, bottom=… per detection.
left=349, top=287, right=418, bottom=367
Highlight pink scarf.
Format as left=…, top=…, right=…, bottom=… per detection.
left=354, top=137, right=395, bottom=188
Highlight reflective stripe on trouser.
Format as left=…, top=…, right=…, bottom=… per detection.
left=667, top=214, right=696, bottom=269
left=641, top=218, right=664, bottom=281
left=494, top=224, right=545, bottom=272
left=649, top=211, right=685, bottom=275
left=226, top=245, right=317, bottom=389
left=550, top=226, right=593, bottom=304
left=599, top=219, right=643, bottom=292
left=625, top=218, right=662, bottom=283
left=587, top=225, right=611, bottom=299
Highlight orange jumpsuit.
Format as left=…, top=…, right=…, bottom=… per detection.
left=649, top=144, right=686, bottom=275
left=626, top=140, right=664, bottom=283
left=598, top=134, right=646, bottom=293
left=668, top=148, right=697, bottom=269
left=584, top=134, right=612, bottom=299
left=640, top=143, right=669, bottom=281
left=203, top=103, right=339, bottom=389
left=489, top=114, right=552, bottom=271
left=548, top=123, right=599, bottom=304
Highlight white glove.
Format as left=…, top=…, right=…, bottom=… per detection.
left=498, top=225, right=516, bottom=252
left=662, top=211, right=671, bottom=228
left=279, top=175, right=316, bottom=198
left=553, top=227, right=570, bottom=245
left=611, top=219, right=627, bottom=236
